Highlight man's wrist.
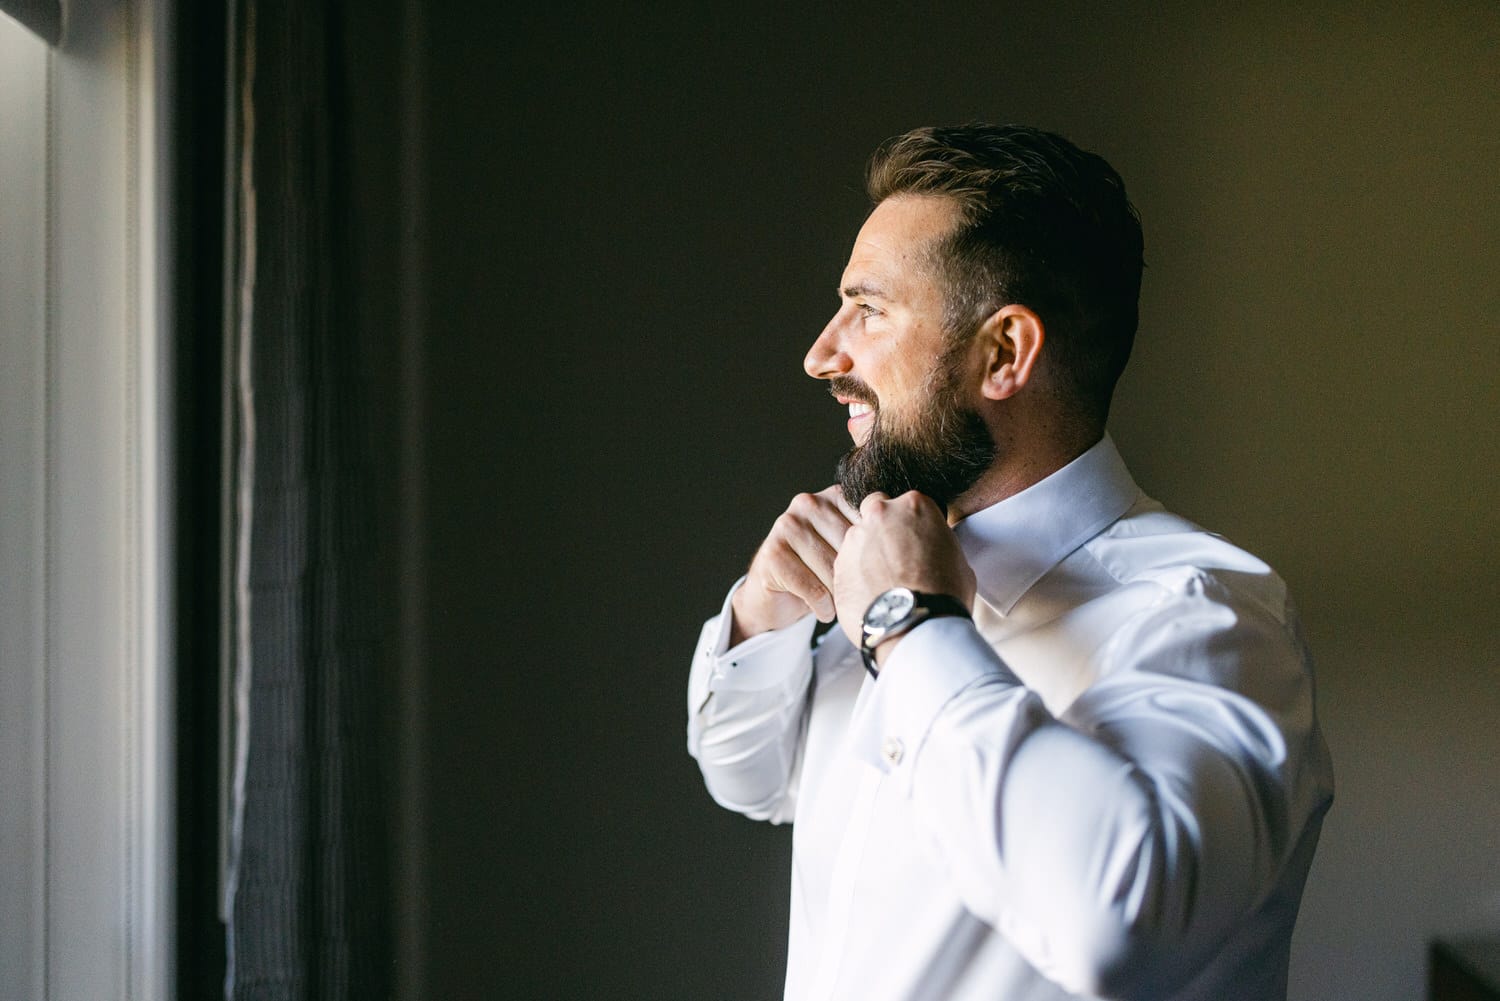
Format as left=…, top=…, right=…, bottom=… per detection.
left=859, top=589, right=971, bottom=677
left=729, top=585, right=803, bottom=647
left=728, top=587, right=757, bottom=646
left=872, top=632, right=903, bottom=668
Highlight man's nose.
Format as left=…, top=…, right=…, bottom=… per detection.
left=804, top=313, right=852, bottom=380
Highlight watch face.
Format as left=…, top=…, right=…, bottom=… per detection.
left=867, top=588, right=916, bottom=630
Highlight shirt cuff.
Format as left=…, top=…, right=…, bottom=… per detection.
left=696, top=577, right=817, bottom=694
left=846, top=615, right=1024, bottom=790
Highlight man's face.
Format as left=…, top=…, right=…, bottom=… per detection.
left=804, top=195, right=995, bottom=510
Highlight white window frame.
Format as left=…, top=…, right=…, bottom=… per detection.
left=0, top=1, right=173, bottom=998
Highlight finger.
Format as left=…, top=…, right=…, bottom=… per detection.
left=807, top=500, right=855, bottom=551
left=859, top=491, right=890, bottom=517
left=830, top=532, right=854, bottom=582
left=822, top=484, right=861, bottom=523
left=900, top=490, right=943, bottom=519
left=787, top=527, right=839, bottom=587
left=768, top=545, right=838, bottom=621
left=794, top=489, right=856, bottom=550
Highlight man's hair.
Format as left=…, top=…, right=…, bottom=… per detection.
left=867, top=124, right=1144, bottom=426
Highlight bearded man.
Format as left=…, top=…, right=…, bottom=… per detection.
left=686, top=124, right=1333, bottom=1001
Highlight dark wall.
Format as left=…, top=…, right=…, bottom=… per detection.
left=347, top=4, right=1500, bottom=999
left=407, top=7, right=1151, bottom=999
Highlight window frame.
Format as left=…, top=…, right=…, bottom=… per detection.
left=0, top=1, right=174, bottom=997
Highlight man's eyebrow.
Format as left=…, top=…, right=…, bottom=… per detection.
left=839, top=282, right=890, bottom=300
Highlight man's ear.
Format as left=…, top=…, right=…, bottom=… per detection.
left=977, top=304, right=1044, bottom=401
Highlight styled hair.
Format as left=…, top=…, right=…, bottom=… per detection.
left=867, top=124, right=1144, bottom=425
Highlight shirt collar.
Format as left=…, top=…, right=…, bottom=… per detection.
left=953, top=433, right=1142, bottom=615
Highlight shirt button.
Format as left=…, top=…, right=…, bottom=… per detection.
left=881, top=737, right=905, bottom=766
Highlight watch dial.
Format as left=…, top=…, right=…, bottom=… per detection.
left=870, top=589, right=915, bottom=628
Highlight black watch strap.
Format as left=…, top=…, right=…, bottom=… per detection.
left=860, top=591, right=971, bottom=678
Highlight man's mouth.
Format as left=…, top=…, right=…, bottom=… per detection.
left=831, top=380, right=878, bottom=441
left=837, top=395, right=877, bottom=441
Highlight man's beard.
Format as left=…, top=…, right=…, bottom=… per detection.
left=832, top=363, right=996, bottom=512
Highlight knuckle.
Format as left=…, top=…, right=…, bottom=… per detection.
left=764, top=536, right=794, bottom=564
left=794, top=576, right=825, bottom=602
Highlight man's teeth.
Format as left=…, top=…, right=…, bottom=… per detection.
left=849, top=402, right=874, bottom=418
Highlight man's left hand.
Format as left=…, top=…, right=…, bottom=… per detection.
left=833, top=491, right=978, bottom=649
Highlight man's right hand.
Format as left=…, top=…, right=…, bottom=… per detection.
left=730, top=485, right=857, bottom=645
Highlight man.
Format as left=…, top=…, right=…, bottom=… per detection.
left=686, top=124, right=1333, bottom=1001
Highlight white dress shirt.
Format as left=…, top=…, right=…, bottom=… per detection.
left=686, top=436, right=1334, bottom=1001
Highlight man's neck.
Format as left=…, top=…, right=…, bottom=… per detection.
left=946, top=431, right=1104, bottom=526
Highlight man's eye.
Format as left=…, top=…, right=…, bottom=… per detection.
left=858, top=303, right=881, bottom=317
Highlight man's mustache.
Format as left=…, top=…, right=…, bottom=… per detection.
left=828, top=376, right=877, bottom=408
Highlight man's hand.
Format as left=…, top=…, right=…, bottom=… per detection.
left=833, top=491, right=977, bottom=648
left=730, top=486, right=858, bottom=645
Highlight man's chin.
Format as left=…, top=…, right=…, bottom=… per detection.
left=835, top=447, right=891, bottom=508
left=835, top=413, right=994, bottom=511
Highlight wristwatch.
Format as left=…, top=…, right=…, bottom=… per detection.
left=860, top=587, right=971, bottom=677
